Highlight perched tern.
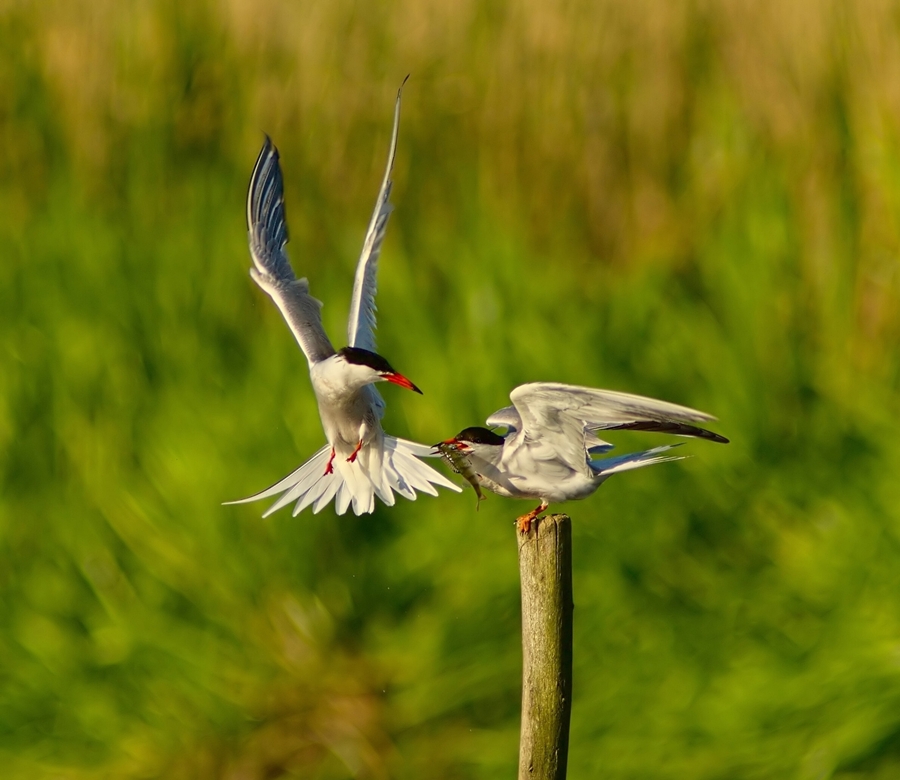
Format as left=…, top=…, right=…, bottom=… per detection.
left=436, top=382, right=728, bottom=532
left=228, top=81, right=460, bottom=517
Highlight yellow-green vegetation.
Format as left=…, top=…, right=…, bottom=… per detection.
left=3, top=0, right=900, bottom=777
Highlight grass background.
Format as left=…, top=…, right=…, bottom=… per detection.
left=3, top=0, right=900, bottom=777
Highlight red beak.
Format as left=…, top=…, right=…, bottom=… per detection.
left=384, top=372, right=423, bottom=394
left=435, top=437, right=468, bottom=452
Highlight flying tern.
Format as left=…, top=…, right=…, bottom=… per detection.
left=228, top=81, right=460, bottom=517
left=435, top=382, right=728, bottom=532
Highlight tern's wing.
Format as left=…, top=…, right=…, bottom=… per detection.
left=346, top=76, right=407, bottom=352
left=247, top=137, right=335, bottom=367
left=485, top=405, right=522, bottom=433
left=510, top=382, right=728, bottom=467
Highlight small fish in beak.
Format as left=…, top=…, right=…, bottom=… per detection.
left=434, top=439, right=486, bottom=507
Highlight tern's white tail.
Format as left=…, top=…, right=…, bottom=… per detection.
left=226, top=436, right=461, bottom=517
left=589, top=443, right=686, bottom=477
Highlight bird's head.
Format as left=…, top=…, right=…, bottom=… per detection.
left=336, top=347, right=422, bottom=393
left=434, top=426, right=506, bottom=456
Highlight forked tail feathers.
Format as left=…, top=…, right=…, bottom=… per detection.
left=225, top=436, right=461, bottom=517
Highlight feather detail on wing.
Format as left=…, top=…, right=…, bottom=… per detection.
left=510, top=382, right=728, bottom=446
left=247, top=137, right=335, bottom=366
left=224, top=433, right=460, bottom=518
left=347, top=75, right=408, bottom=352
left=589, top=444, right=686, bottom=476
left=485, top=405, right=521, bottom=433
left=591, top=419, right=729, bottom=444
left=247, top=136, right=293, bottom=283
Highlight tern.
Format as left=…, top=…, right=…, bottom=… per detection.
left=435, top=382, right=728, bottom=532
left=228, top=81, right=460, bottom=517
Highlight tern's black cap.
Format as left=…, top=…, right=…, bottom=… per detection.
left=338, top=346, right=397, bottom=374
left=455, top=426, right=506, bottom=446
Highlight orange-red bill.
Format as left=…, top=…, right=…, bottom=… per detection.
left=384, top=373, right=422, bottom=394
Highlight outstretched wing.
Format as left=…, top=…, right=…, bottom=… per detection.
left=510, top=382, right=728, bottom=469
left=247, top=137, right=335, bottom=367
left=346, top=76, right=408, bottom=352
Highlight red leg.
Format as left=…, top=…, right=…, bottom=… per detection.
left=346, top=439, right=364, bottom=463
left=324, top=447, right=336, bottom=475
left=516, top=503, right=548, bottom=534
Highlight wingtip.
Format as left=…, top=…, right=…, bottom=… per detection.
left=395, top=74, right=410, bottom=105
left=257, top=133, right=276, bottom=157
left=266, top=135, right=277, bottom=159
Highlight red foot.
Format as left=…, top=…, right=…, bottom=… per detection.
left=324, top=447, right=336, bottom=475
left=346, top=439, right=363, bottom=464
left=516, top=503, right=548, bottom=534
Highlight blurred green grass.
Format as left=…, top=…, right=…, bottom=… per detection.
left=2, top=0, right=900, bottom=777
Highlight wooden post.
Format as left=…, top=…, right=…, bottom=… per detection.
left=517, top=514, right=574, bottom=780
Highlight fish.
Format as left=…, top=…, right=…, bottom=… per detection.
left=434, top=441, right=486, bottom=508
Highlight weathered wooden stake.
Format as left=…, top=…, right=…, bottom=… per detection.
left=517, top=514, right=574, bottom=780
